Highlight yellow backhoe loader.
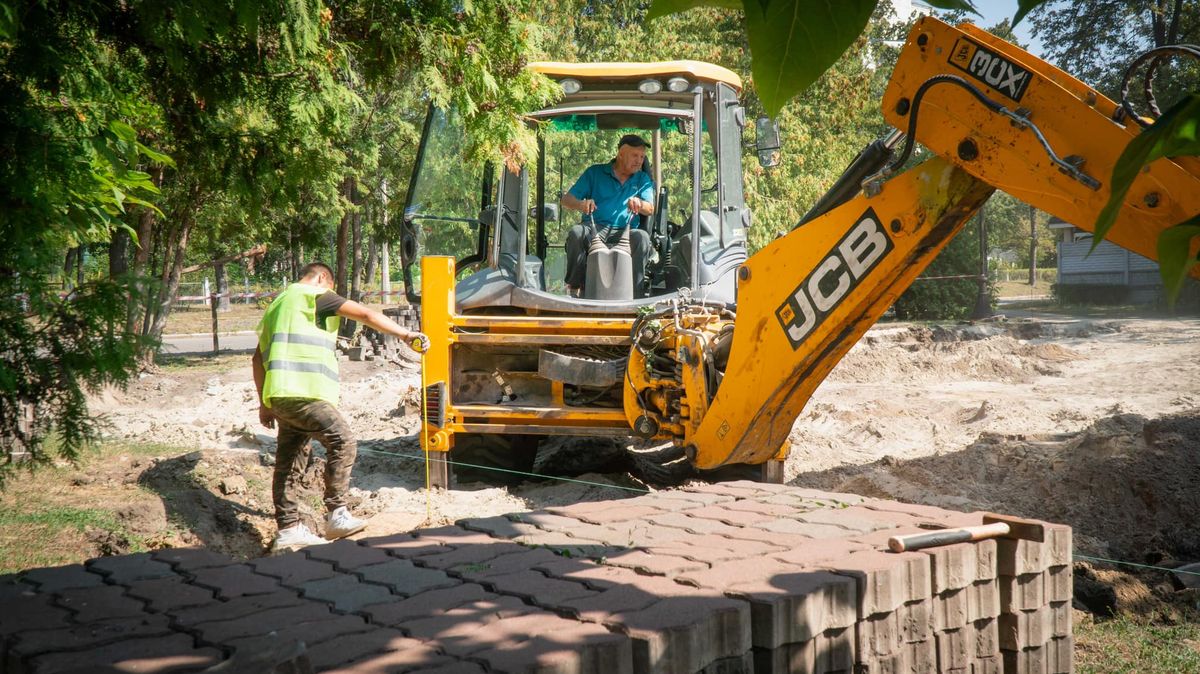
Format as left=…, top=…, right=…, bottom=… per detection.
left=396, top=17, right=1200, bottom=488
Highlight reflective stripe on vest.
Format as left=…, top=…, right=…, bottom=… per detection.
left=260, top=283, right=341, bottom=407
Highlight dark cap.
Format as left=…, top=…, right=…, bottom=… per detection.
left=618, top=133, right=651, bottom=149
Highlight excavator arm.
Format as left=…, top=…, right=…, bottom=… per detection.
left=625, top=17, right=1200, bottom=470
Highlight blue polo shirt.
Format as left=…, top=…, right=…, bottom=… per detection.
left=567, top=162, right=655, bottom=228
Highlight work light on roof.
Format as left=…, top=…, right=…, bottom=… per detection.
left=637, top=79, right=663, bottom=95
left=559, top=78, right=582, bottom=95
left=666, top=77, right=690, bottom=92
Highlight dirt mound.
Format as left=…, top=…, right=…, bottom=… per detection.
left=793, top=410, right=1200, bottom=563
left=835, top=328, right=1084, bottom=385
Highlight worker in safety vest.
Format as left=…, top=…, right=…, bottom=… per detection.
left=252, top=262, right=429, bottom=553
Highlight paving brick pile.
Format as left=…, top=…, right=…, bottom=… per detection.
left=0, top=481, right=1072, bottom=673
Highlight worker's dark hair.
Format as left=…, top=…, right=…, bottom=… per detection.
left=298, top=262, right=335, bottom=281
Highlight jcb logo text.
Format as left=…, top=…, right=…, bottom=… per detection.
left=776, top=209, right=892, bottom=349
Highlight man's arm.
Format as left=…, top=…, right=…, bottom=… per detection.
left=561, top=192, right=596, bottom=214
left=252, top=346, right=274, bottom=428
left=626, top=195, right=655, bottom=216
left=336, top=300, right=429, bottom=351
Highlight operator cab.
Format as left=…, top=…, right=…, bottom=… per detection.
left=398, top=61, right=757, bottom=315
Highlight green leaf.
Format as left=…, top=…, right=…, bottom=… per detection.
left=1012, top=0, right=1051, bottom=27
left=647, top=0, right=743, bottom=21
left=1156, top=219, right=1200, bottom=306
left=135, top=141, right=175, bottom=167
left=109, top=120, right=138, bottom=143
left=744, top=0, right=875, bottom=117
left=1093, top=94, right=1200, bottom=249
left=924, top=0, right=979, bottom=13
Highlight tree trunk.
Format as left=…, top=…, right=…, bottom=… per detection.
left=127, top=207, right=157, bottom=336
left=289, top=224, right=302, bottom=280
left=335, top=178, right=352, bottom=297
left=1028, top=204, right=1037, bottom=286
left=381, top=241, right=391, bottom=305
left=351, top=206, right=363, bottom=302
left=109, top=228, right=130, bottom=278
left=63, top=248, right=77, bottom=291
left=76, top=247, right=85, bottom=288
left=214, top=262, right=231, bottom=312
left=142, top=186, right=202, bottom=363
left=364, top=234, right=379, bottom=297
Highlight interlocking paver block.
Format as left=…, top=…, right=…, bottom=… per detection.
left=679, top=557, right=805, bottom=591
left=0, top=591, right=72, bottom=634
left=646, top=533, right=781, bottom=564
left=974, top=654, right=1003, bottom=674
left=1046, top=565, right=1072, bottom=604
left=683, top=504, right=778, bottom=528
left=320, top=639, right=460, bottom=673
left=6, top=614, right=173, bottom=661
left=360, top=582, right=493, bottom=627
left=859, top=611, right=904, bottom=659
left=966, top=578, right=1000, bottom=622
left=126, top=576, right=215, bottom=612
left=561, top=574, right=703, bottom=623
left=828, top=549, right=931, bottom=615
left=608, top=594, right=751, bottom=674
left=88, top=553, right=177, bottom=584
left=758, top=518, right=853, bottom=539
left=225, top=614, right=374, bottom=654
left=22, top=564, right=105, bottom=592
left=402, top=596, right=539, bottom=645
left=1000, top=573, right=1045, bottom=612
left=545, top=501, right=665, bottom=525
left=56, top=585, right=146, bottom=623
left=301, top=572, right=396, bottom=612
left=152, top=547, right=236, bottom=572
left=860, top=499, right=965, bottom=521
left=508, top=530, right=617, bottom=559
left=416, top=526, right=513, bottom=546
left=469, top=622, right=635, bottom=674
left=997, top=524, right=1072, bottom=575
left=483, top=569, right=598, bottom=607
left=682, top=481, right=771, bottom=499
left=602, top=549, right=709, bottom=576
left=189, top=563, right=281, bottom=599
left=924, top=541, right=990, bottom=593
left=170, top=589, right=307, bottom=627
left=305, top=630, right=434, bottom=672
left=416, top=539, right=529, bottom=571
left=998, top=602, right=1056, bottom=651
left=249, top=552, right=338, bottom=586
left=359, top=532, right=446, bottom=558
left=1002, top=643, right=1048, bottom=674
left=356, top=558, right=459, bottom=596
left=651, top=490, right=736, bottom=507
left=26, top=633, right=222, bottom=673
left=898, top=599, right=933, bottom=644
left=727, top=569, right=858, bottom=649
left=451, top=548, right=565, bottom=582
left=458, top=515, right=544, bottom=540
left=935, top=627, right=972, bottom=672
left=973, top=617, right=999, bottom=659
left=305, top=539, right=393, bottom=570
left=408, top=661, right=488, bottom=674
left=1049, top=600, right=1071, bottom=639
left=754, top=626, right=855, bottom=674
left=190, top=601, right=335, bottom=645
left=798, top=505, right=917, bottom=533
left=934, top=587, right=970, bottom=632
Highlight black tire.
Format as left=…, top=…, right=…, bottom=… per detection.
left=449, top=433, right=540, bottom=486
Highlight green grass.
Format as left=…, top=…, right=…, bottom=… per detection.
left=0, top=506, right=134, bottom=572
left=1076, top=613, right=1200, bottom=673
left=154, top=351, right=250, bottom=373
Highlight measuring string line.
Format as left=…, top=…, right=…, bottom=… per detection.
left=354, top=446, right=1200, bottom=576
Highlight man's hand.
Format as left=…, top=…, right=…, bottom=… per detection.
left=409, top=332, right=431, bottom=353
left=259, top=404, right=276, bottom=429
left=626, top=196, right=644, bottom=214
left=580, top=198, right=597, bottom=214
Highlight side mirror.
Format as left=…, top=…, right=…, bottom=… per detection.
left=530, top=203, right=559, bottom=222
left=755, top=116, right=781, bottom=168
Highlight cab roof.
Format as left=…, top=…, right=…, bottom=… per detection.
left=527, top=60, right=742, bottom=92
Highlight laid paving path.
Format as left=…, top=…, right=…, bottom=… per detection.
left=0, top=481, right=1072, bottom=673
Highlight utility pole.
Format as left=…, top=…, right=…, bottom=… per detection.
left=1028, top=204, right=1037, bottom=286
left=381, top=179, right=391, bottom=305
left=972, top=202, right=992, bottom=319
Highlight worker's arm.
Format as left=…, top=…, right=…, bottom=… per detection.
left=626, top=195, right=655, bottom=217
left=252, top=346, right=274, bottom=429
left=561, top=192, right=596, bottom=214
left=336, top=300, right=430, bottom=352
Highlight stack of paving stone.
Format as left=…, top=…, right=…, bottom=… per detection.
left=0, top=481, right=1071, bottom=673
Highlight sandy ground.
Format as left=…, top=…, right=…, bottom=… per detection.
left=88, top=313, right=1200, bottom=568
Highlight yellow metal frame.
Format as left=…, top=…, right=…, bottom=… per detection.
left=528, top=60, right=742, bottom=91
left=420, top=256, right=636, bottom=454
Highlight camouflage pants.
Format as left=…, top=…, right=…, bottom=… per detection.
left=269, top=398, right=357, bottom=529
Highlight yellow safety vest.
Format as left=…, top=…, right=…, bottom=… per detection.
left=258, top=283, right=341, bottom=407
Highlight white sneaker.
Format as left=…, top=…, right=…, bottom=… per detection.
left=325, top=506, right=368, bottom=540
left=272, top=524, right=328, bottom=553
